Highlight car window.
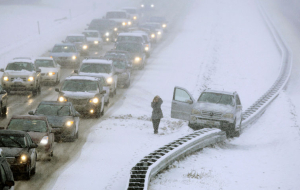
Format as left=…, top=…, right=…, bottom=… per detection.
left=80, top=63, right=112, bottom=74
left=36, top=104, right=71, bottom=116
left=174, top=88, right=192, bottom=102
left=52, top=45, right=76, bottom=53
left=198, top=92, right=234, bottom=106
left=6, top=62, right=34, bottom=71
left=0, top=135, right=27, bottom=148
left=116, top=43, right=141, bottom=53
left=8, top=119, right=48, bottom=133
left=62, top=80, right=98, bottom=92
left=35, top=60, right=54, bottom=68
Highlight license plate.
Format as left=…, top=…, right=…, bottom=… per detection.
left=198, top=119, right=220, bottom=126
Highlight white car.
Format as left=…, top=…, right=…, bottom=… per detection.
left=82, top=30, right=103, bottom=50
left=75, top=58, right=118, bottom=97
left=34, top=57, right=61, bottom=84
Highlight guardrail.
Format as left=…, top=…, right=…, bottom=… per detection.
left=125, top=2, right=292, bottom=190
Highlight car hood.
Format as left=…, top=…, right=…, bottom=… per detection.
left=0, top=147, right=27, bottom=157
left=78, top=72, right=111, bottom=78
left=27, top=132, right=48, bottom=144
left=61, top=91, right=97, bottom=99
left=44, top=115, right=74, bottom=128
left=50, top=52, right=77, bottom=57
left=39, top=67, right=58, bottom=74
left=4, top=70, right=35, bottom=77
left=196, top=102, right=234, bottom=113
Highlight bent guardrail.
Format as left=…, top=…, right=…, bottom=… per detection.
left=125, top=2, right=292, bottom=190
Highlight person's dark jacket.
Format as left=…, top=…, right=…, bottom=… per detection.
left=151, top=98, right=163, bottom=120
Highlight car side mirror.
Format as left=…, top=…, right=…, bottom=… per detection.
left=0, top=68, right=4, bottom=72
left=74, top=70, right=79, bottom=74
left=30, top=143, right=38, bottom=149
left=101, top=90, right=106, bottom=94
left=5, top=180, right=15, bottom=187
left=0, top=90, right=6, bottom=94
left=36, top=69, right=41, bottom=73
left=185, top=100, right=193, bottom=104
left=28, top=111, right=34, bottom=115
left=55, top=88, right=60, bottom=92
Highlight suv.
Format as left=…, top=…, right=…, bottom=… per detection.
left=55, top=76, right=106, bottom=118
left=171, top=87, right=243, bottom=137
left=49, top=43, right=80, bottom=68
left=63, top=34, right=89, bottom=56
left=122, top=7, right=140, bottom=24
left=74, top=58, right=118, bottom=97
left=0, top=58, right=41, bottom=95
left=105, top=10, right=132, bottom=31
left=87, top=19, right=118, bottom=42
left=0, top=150, right=15, bottom=190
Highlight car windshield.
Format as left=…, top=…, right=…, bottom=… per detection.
left=66, top=36, right=85, bottom=43
left=123, top=9, right=137, bottom=14
left=106, top=12, right=127, bottom=19
left=35, top=60, right=54, bottom=68
left=0, top=135, right=26, bottom=148
left=113, top=60, right=126, bottom=69
left=198, top=92, right=234, bottom=106
left=8, top=119, right=48, bottom=133
left=104, top=53, right=126, bottom=60
left=80, top=63, right=112, bottom=74
left=116, top=43, right=140, bottom=53
left=140, top=24, right=159, bottom=30
left=6, top=62, right=34, bottom=71
left=36, top=104, right=70, bottom=116
left=52, top=45, right=76, bottom=53
left=62, top=80, right=98, bottom=92
left=117, top=36, right=142, bottom=43
left=83, top=32, right=99, bottom=37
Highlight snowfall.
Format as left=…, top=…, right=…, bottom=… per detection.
left=1, top=0, right=300, bottom=189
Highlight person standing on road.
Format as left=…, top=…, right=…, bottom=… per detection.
left=151, top=95, right=163, bottom=134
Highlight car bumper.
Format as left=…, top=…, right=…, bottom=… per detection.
left=74, top=104, right=99, bottom=115
left=41, top=73, right=57, bottom=82
left=2, top=81, right=36, bottom=91
left=189, top=116, right=233, bottom=130
left=10, top=164, right=28, bottom=174
left=52, top=127, right=76, bottom=141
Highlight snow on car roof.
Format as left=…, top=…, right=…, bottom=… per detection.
left=35, top=57, right=53, bottom=60
left=40, top=101, right=72, bottom=106
left=82, top=59, right=112, bottom=65
left=118, top=33, right=144, bottom=37
left=65, top=75, right=100, bottom=81
left=67, top=34, right=85, bottom=37
left=11, top=115, right=48, bottom=121
left=8, top=59, right=34, bottom=63
left=204, top=89, right=235, bottom=95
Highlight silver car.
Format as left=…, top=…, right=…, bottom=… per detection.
left=0, top=58, right=41, bottom=95
left=34, top=57, right=61, bottom=85
left=82, top=30, right=103, bottom=50
left=50, top=43, right=80, bottom=68
left=171, top=87, right=243, bottom=137
left=63, top=34, right=89, bottom=56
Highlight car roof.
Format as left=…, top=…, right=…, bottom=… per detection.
left=0, top=129, right=28, bottom=136
left=82, top=58, right=113, bottom=65
left=11, top=115, right=48, bottom=121
left=83, top=30, right=99, bottom=33
left=8, top=59, right=34, bottom=64
left=65, top=75, right=100, bottom=81
left=203, top=89, right=235, bottom=95
left=67, top=34, right=85, bottom=37
left=54, top=43, right=75, bottom=46
left=35, top=57, right=54, bottom=61
left=118, top=33, right=144, bottom=37
left=39, top=101, right=72, bottom=106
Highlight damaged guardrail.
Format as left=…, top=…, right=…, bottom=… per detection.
left=125, top=1, right=292, bottom=190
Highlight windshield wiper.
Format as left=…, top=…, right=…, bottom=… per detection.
left=57, top=105, right=68, bottom=116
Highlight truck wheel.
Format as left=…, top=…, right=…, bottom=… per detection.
left=226, top=121, right=236, bottom=138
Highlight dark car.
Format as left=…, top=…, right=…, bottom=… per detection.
left=0, top=130, right=38, bottom=180
left=104, top=50, right=133, bottom=64
left=49, top=43, right=80, bottom=68
left=6, top=115, right=54, bottom=160
left=115, top=42, right=146, bottom=69
left=105, top=58, right=132, bottom=88
left=0, top=85, right=8, bottom=117
left=28, top=101, right=80, bottom=142
left=87, top=19, right=118, bottom=42
left=148, top=16, right=168, bottom=31
left=0, top=152, right=14, bottom=190
left=63, top=34, right=89, bottom=56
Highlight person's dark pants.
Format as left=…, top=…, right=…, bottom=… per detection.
left=152, top=119, right=160, bottom=134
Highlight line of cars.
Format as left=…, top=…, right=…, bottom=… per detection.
left=0, top=3, right=169, bottom=186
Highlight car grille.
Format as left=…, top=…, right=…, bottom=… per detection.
left=6, top=157, right=15, bottom=164
left=11, top=77, right=26, bottom=81
left=201, top=110, right=223, bottom=119
left=68, top=98, right=88, bottom=105
left=11, top=84, right=26, bottom=88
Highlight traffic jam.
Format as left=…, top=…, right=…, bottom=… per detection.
left=0, top=2, right=171, bottom=188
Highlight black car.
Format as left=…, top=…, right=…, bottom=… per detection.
left=104, top=50, right=133, bottom=64
left=29, top=101, right=80, bottom=142
left=115, top=42, right=146, bottom=69
left=0, top=85, right=8, bottom=117
left=87, top=19, right=118, bottom=42
left=0, top=130, right=38, bottom=180
left=0, top=152, right=14, bottom=190
left=148, top=16, right=168, bottom=32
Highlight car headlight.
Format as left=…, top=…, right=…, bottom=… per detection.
left=114, top=27, right=118, bottom=31
left=128, top=21, right=132, bottom=25
left=151, top=4, right=154, bottom=8
left=20, top=154, right=27, bottom=162
left=3, top=76, right=9, bottom=81
left=28, top=77, right=34, bottom=81
left=94, top=41, right=99, bottom=44
left=106, top=38, right=110, bottom=42
left=135, top=57, right=141, bottom=62
left=48, top=72, right=55, bottom=76
left=105, top=32, right=110, bottom=36
left=222, top=113, right=234, bottom=119
left=122, top=22, right=127, bottom=26
left=157, top=31, right=161, bottom=35
left=145, top=47, right=149, bottom=51
left=192, top=109, right=201, bottom=115
left=133, top=16, right=137, bottom=20
left=106, top=77, right=113, bottom=84
left=66, top=121, right=74, bottom=127
left=151, top=34, right=155, bottom=38
left=89, top=97, right=99, bottom=104
left=58, top=96, right=67, bottom=102
left=82, top=45, right=88, bottom=49
left=141, top=4, right=144, bottom=8
left=72, top=56, right=77, bottom=60
left=40, top=136, right=48, bottom=145
left=162, top=24, right=167, bottom=28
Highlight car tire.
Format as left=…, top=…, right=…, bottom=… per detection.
left=105, top=99, right=109, bottom=106
left=25, top=162, right=31, bottom=180
left=226, top=121, right=236, bottom=138
left=1, top=104, right=6, bottom=117
left=31, top=155, right=37, bottom=175
left=95, top=105, right=101, bottom=118
left=75, top=131, right=79, bottom=139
